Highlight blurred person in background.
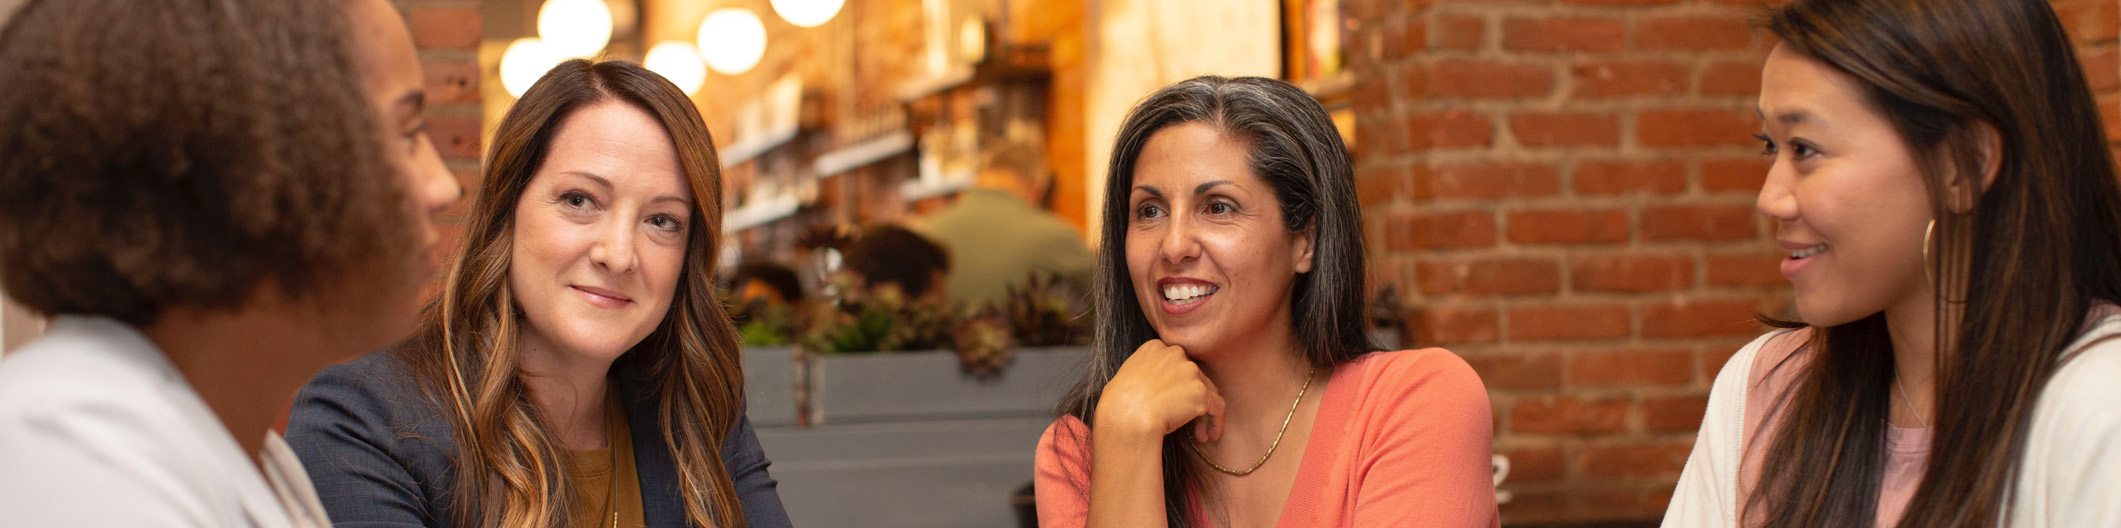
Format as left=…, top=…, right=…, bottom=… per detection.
left=286, top=59, right=790, bottom=528
left=1036, top=76, right=1499, bottom=527
left=0, top=0, right=460, bottom=524
left=914, top=141, right=1095, bottom=309
left=842, top=224, right=953, bottom=304
left=1665, top=0, right=2121, bottom=526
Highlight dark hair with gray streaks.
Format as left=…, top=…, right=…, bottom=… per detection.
left=1050, top=75, right=1375, bottom=527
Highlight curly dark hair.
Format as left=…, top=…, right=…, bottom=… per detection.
left=844, top=224, right=952, bottom=299
left=0, top=0, right=411, bottom=325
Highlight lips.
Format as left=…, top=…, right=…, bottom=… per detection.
left=1155, top=277, right=1217, bottom=315
left=571, top=285, right=633, bottom=309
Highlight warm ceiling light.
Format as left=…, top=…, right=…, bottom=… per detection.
left=770, top=0, right=844, bottom=28
left=500, top=38, right=562, bottom=97
left=538, top=0, right=613, bottom=58
left=697, top=8, right=767, bottom=75
left=644, top=41, right=707, bottom=96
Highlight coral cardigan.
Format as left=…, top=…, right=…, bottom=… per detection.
left=1035, top=348, right=1502, bottom=527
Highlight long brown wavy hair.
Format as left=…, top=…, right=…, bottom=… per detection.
left=396, top=59, right=748, bottom=528
left=1745, top=0, right=2121, bottom=526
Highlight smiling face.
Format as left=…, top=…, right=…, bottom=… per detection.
left=1124, top=122, right=1314, bottom=358
left=1756, top=45, right=1935, bottom=326
left=510, top=100, right=694, bottom=367
left=342, top=0, right=462, bottom=345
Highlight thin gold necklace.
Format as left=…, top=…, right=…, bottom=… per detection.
left=1188, top=365, right=1316, bottom=477
left=1893, top=374, right=1929, bottom=428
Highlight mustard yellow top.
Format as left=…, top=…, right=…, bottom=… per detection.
left=561, top=391, right=646, bottom=528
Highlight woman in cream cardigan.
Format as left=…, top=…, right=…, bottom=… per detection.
left=1666, top=0, right=2121, bottom=526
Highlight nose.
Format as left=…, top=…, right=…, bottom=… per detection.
left=588, top=217, right=639, bottom=275
left=1756, top=156, right=1798, bottom=223
left=412, top=140, right=461, bottom=217
left=1158, top=210, right=1202, bottom=265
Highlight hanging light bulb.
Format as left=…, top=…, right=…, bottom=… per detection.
left=770, top=0, right=844, bottom=28
left=696, top=8, right=767, bottom=75
left=538, top=0, right=613, bottom=59
left=500, top=38, right=562, bottom=97
left=644, top=41, right=707, bottom=96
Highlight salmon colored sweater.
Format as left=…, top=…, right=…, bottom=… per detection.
left=1034, top=348, right=1501, bottom=527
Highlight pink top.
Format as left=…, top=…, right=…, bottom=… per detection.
left=1033, top=348, right=1500, bottom=527
left=1735, top=328, right=1930, bottom=527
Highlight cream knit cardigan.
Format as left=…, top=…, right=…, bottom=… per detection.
left=1663, top=318, right=2121, bottom=527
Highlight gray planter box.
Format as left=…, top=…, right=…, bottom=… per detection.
left=807, top=346, right=1091, bottom=424
left=740, top=346, right=801, bottom=427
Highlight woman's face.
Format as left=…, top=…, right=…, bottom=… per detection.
left=1756, top=44, right=1934, bottom=326
left=510, top=101, right=694, bottom=365
left=1124, top=122, right=1314, bottom=358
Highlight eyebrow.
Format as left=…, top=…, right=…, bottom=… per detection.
left=394, top=90, right=425, bottom=118
left=560, top=170, right=694, bottom=206
left=1757, top=108, right=1815, bottom=126
left=1133, top=179, right=1237, bottom=199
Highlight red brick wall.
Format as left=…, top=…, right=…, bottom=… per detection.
left=399, top=0, right=483, bottom=295
left=1342, top=0, right=2120, bottom=524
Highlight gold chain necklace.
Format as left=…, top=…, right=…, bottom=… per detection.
left=1187, top=365, right=1316, bottom=477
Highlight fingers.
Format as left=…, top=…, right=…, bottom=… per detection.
left=1199, top=374, right=1225, bottom=443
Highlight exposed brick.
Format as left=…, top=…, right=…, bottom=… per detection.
left=1575, top=160, right=1685, bottom=195
left=1572, top=254, right=1694, bottom=292
left=1467, top=353, right=1564, bottom=391
left=1509, top=304, right=1631, bottom=341
left=1638, top=108, right=1759, bottom=147
left=1638, top=15, right=1754, bottom=51
left=1355, top=164, right=1413, bottom=207
left=1409, top=110, right=1494, bottom=149
left=1643, top=395, right=1711, bottom=432
left=1701, top=59, right=1765, bottom=96
left=1418, top=162, right=1562, bottom=199
left=1641, top=205, right=1757, bottom=241
left=1702, top=157, right=1772, bottom=192
left=2081, top=44, right=2120, bottom=93
left=1387, top=210, right=1497, bottom=249
left=1436, top=14, right=1486, bottom=51
left=1416, top=257, right=1563, bottom=296
left=1411, top=306, right=1501, bottom=345
left=1579, top=441, right=1693, bottom=479
left=1569, top=348, right=1694, bottom=387
left=1426, top=60, right=1555, bottom=99
left=423, top=60, right=481, bottom=106
left=1706, top=252, right=1785, bottom=287
left=427, top=113, right=483, bottom=161
left=2055, top=0, right=2121, bottom=44
left=1385, top=15, right=1427, bottom=55
left=1496, top=445, right=1566, bottom=484
left=406, top=7, right=480, bottom=50
left=1573, top=60, right=1689, bottom=98
left=1510, top=396, right=1629, bottom=435
left=1510, top=112, right=1621, bottom=148
left=1641, top=298, right=1764, bottom=338
left=1504, top=17, right=1626, bottom=53
left=1507, top=209, right=1629, bottom=244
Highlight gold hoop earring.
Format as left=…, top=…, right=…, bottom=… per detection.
left=1923, top=219, right=1935, bottom=282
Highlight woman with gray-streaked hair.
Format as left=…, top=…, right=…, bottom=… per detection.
left=1035, top=75, right=1500, bottom=527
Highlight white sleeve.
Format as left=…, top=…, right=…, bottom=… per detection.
left=0, top=396, right=224, bottom=527
left=1662, top=332, right=1777, bottom=528
left=2013, top=336, right=2121, bottom=527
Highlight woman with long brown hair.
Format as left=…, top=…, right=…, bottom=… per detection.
left=1665, top=0, right=2121, bottom=526
left=286, top=59, right=789, bottom=528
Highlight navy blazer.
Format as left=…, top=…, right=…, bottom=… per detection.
left=286, top=351, right=792, bottom=528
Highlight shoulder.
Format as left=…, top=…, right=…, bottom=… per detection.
left=286, top=349, right=454, bottom=457
left=2032, top=332, right=2121, bottom=438
left=1342, top=348, right=1486, bottom=403
left=1711, top=328, right=1810, bottom=394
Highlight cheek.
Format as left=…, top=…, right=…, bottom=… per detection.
left=642, top=244, right=688, bottom=306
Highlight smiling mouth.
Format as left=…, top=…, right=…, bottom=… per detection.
left=1789, top=244, right=1828, bottom=259
left=1162, top=283, right=1218, bottom=305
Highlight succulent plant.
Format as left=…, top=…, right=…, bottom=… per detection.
left=999, top=272, right=1091, bottom=348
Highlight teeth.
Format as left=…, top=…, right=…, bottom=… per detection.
left=1162, top=284, right=1218, bottom=302
left=1789, top=244, right=1828, bottom=259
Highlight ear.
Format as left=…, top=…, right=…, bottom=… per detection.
left=1945, top=121, right=2003, bottom=214
left=1291, top=222, right=1317, bottom=274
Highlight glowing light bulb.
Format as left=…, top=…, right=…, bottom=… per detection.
left=538, top=0, right=613, bottom=59
left=644, top=41, right=707, bottom=95
left=500, top=38, right=562, bottom=97
left=770, top=0, right=844, bottom=28
left=696, top=8, right=767, bottom=75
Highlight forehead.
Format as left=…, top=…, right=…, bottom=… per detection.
left=1758, top=45, right=1873, bottom=127
left=1132, top=122, right=1257, bottom=189
left=343, top=0, right=421, bottom=96
left=541, top=102, right=690, bottom=195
